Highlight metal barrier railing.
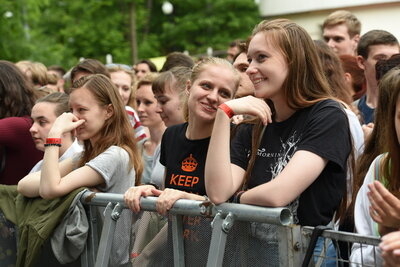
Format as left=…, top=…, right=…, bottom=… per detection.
left=0, top=191, right=383, bottom=266
left=80, top=191, right=294, bottom=267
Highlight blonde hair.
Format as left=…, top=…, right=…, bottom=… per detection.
left=322, top=10, right=361, bottom=38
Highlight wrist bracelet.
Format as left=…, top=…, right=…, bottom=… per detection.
left=44, top=143, right=62, bottom=147
left=46, top=138, right=62, bottom=145
left=44, top=138, right=62, bottom=147
left=233, top=190, right=245, bottom=204
left=218, top=103, right=234, bottom=119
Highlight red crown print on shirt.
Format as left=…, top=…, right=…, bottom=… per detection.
left=181, top=154, right=198, bottom=172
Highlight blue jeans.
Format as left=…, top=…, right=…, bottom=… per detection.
left=313, top=237, right=337, bottom=267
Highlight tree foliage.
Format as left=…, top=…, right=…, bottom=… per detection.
left=0, top=0, right=260, bottom=69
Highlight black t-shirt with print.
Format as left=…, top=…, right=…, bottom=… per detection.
left=160, top=122, right=209, bottom=196
left=231, top=99, right=351, bottom=226
left=160, top=123, right=212, bottom=266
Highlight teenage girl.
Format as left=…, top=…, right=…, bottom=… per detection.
left=18, top=74, right=142, bottom=266
left=124, top=57, right=239, bottom=266
left=205, top=19, right=351, bottom=263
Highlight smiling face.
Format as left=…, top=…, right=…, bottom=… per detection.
left=323, top=23, right=359, bottom=56
left=29, top=102, right=59, bottom=151
left=246, top=32, right=289, bottom=100
left=187, top=64, right=236, bottom=123
left=69, top=87, right=110, bottom=144
left=154, top=79, right=185, bottom=127
left=136, top=84, right=163, bottom=128
left=110, top=70, right=132, bottom=105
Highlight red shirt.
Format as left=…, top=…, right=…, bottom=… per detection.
left=0, top=117, right=43, bottom=185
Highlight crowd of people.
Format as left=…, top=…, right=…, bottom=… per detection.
left=1, top=9, right=400, bottom=267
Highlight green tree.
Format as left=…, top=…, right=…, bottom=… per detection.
left=0, top=0, right=260, bottom=69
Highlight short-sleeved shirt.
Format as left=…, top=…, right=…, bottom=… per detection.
left=160, top=123, right=209, bottom=196
left=83, top=146, right=136, bottom=267
left=231, top=99, right=351, bottom=226
left=159, top=123, right=212, bottom=266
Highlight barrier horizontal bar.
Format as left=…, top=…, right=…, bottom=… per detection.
left=81, top=191, right=292, bottom=226
left=302, top=226, right=381, bottom=246
left=212, top=203, right=292, bottom=226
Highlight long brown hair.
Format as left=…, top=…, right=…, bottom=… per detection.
left=244, top=19, right=349, bottom=221
left=381, top=68, right=400, bottom=196
left=71, top=74, right=143, bottom=185
left=0, top=60, right=38, bottom=119
left=314, top=40, right=354, bottom=106
left=244, top=19, right=334, bottom=185
left=353, top=62, right=400, bottom=205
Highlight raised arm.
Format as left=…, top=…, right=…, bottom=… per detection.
left=38, top=112, right=97, bottom=199
left=205, top=96, right=271, bottom=204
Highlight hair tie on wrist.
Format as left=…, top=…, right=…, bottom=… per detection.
left=45, top=138, right=62, bottom=147
left=233, top=190, right=245, bottom=204
left=218, top=103, right=234, bottom=119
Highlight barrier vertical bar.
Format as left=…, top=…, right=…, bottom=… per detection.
left=278, top=225, right=304, bottom=267
left=81, top=205, right=99, bottom=267
left=94, top=202, right=122, bottom=267
left=171, top=214, right=185, bottom=267
left=207, top=212, right=235, bottom=267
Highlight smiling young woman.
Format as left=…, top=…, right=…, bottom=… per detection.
left=124, top=57, right=240, bottom=265
left=205, top=19, right=352, bottom=264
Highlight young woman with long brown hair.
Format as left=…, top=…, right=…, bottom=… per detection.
left=18, top=74, right=142, bottom=266
left=205, top=19, right=352, bottom=264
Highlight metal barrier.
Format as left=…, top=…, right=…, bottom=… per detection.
left=0, top=190, right=382, bottom=266
left=301, top=226, right=381, bottom=266
left=79, top=191, right=294, bottom=267
left=79, top=191, right=383, bottom=267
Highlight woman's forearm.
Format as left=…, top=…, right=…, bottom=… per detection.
left=17, top=172, right=41, bottom=197
left=205, top=109, right=237, bottom=204
left=40, top=132, right=63, bottom=199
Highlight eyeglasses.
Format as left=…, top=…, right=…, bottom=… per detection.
left=105, top=63, right=132, bottom=71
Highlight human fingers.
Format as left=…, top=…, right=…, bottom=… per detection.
left=124, top=187, right=139, bottom=212
left=381, top=232, right=400, bottom=250
left=373, top=181, right=400, bottom=210
left=151, top=188, right=163, bottom=196
left=155, top=191, right=169, bottom=215
left=228, top=97, right=271, bottom=124
left=155, top=189, right=182, bottom=215
left=368, top=191, right=387, bottom=219
left=369, top=205, right=384, bottom=224
left=124, top=186, right=150, bottom=212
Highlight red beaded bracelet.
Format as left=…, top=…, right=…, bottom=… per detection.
left=218, top=103, right=234, bottom=119
left=45, top=138, right=62, bottom=147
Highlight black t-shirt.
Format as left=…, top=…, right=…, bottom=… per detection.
left=160, top=122, right=210, bottom=196
left=160, top=123, right=212, bottom=266
left=231, top=99, right=351, bottom=226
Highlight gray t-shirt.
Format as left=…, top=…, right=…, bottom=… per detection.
left=85, top=146, right=136, bottom=267
left=149, top=144, right=165, bottom=188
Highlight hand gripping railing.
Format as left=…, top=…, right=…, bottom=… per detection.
left=80, top=191, right=293, bottom=267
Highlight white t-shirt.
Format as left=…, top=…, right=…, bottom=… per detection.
left=29, top=139, right=83, bottom=173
